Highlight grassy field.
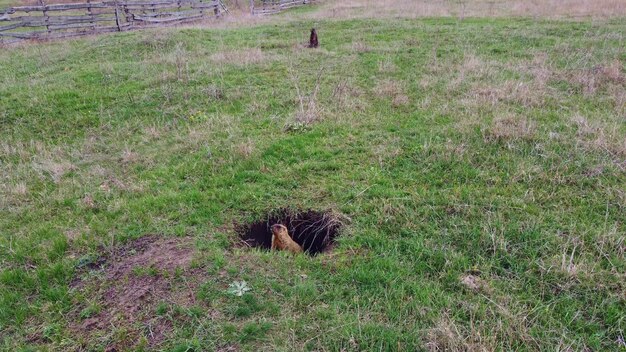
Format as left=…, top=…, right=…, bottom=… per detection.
left=1, top=4, right=625, bottom=351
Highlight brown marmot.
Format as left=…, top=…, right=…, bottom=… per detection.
left=271, top=224, right=303, bottom=254
left=309, top=28, right=319, bottom=48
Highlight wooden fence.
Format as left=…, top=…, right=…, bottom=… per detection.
left=0, top=0, right=225, bottom=42
left=250, top=0, right=312, bottom=15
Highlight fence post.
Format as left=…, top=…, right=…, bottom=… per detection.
left=114, top=2, right=122, bottom=31
left=214, top=0, right=220, bottom=17
left=87, top=0, right=95, bottom=32
left=249, top=0, right=254, bottom=14
left=40, top=0, right=51, bottom=35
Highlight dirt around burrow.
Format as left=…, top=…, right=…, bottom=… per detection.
left=70, top=235, right=206, bottom=349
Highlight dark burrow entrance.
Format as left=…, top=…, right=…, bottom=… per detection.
left=238, top=209, right=344, bottom=255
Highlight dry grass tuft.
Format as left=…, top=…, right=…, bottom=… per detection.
left=522, top=52, right=554, bottom=88
left=571, top=114, right=626, bottom=160
left=144, top=125, right=163, bottom=140
left=458, top=53, right=556, bottom=108
left=246, top=100, right=267, bottom=116
left=184, top=114, right=241, bottom=151
left=567, top=60, right=624, bottom=96
left=426, top=302, right=538, bottom=351
left=285, top=65, right=325, bottom=129
left=559, top=244, right=585, bottom=277
left=461, top=53, right=484, bottom=73
left=203, top=84, right=226, bottom=100
left=210, top=48, right=266, bottom=66
left=425, top=312, right=491, bottom=352
left=609, top=85, right=626, bottom=115
left=471, top=80, right=546, bottom=108
left=538, top=233, right=594, bottom=279
left=378, top=56, right=397, bottom=73
left=425, top=313, right=465, bottom=351
left=291, top=101, right=322, bottom=127
left=449, top=53, right=494, bottom=89
left=0, top=140, right=45, bottom=159
left=419, top=75, right=436, bottom=90
left=312, top=0, right=626, bottom=20
left=34, top=159, right=76, bottom=184
left=571, top=114, right=598, bottom=137
left=120, top=148, right=139, bottom=165
left=332, top=80, right=366, bottom=112
left=375, top=79, right=409, bottom=106
left=235, top=139, right=255, bottom=158
left=64, top=228, right=82, bottom=242
left=351, top=41, right=372, bottom=53
left=444, top=139, right=467, bottom=158
left=152, top=43, right=190, bottom=82
left=81, top=194, right=96, bottom=209
left=484, top=115, right=536, bottom=143
left=600, top=59, right=624, bottom=83
left=329, top=81, right=371, bottom=122
left=392, top=94, right=410, bottom=107
left=374, top=79, right=402, bottom=96
left=8, top=182, right=28, bottom=197
left=460, top=274, right=490, bottom=293
left=372, top=137, right=402, bottom=168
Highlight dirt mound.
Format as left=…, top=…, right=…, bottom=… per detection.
left=105, top=235, right=195, bottom=281
left=71, top=236, right=203, bottom=349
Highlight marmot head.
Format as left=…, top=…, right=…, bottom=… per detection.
left=271, top=224, right=288, bottom=236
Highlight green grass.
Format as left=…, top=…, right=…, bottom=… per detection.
left=0, top=0, right=15, bottom=8
left=1, top=15, right=625, bottom=351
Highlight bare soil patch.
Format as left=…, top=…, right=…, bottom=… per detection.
left=70, top=236, right=204, bottom=349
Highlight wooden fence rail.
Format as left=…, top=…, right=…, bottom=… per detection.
left=0, top=0, right=224, bottom=42
left=250, top=0, right=312, bottom=15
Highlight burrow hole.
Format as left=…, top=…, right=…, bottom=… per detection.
left=238, top=209, right=343, bottom=256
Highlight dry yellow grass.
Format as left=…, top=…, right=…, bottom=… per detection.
left=210, top=48, right=266, bottom=66
left=483, top=115, right=536, bottom=143
left=156, top=0, right=626, bottom=33
left=571, top=114, right=626, bottom=162
left=311, top=0, right=626, bottom=19
left=374, top=79, right=410, bottom=106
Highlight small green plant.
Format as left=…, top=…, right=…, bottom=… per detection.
left=227, top=281, right=251, bottom=297
left=232, top=294, right=262, bottom=318
left=79, top=304, right=101, bottom=319
left=283, top=121, right=313, bottom=133
left=186, top=305, right=204, bottom=319
left=171, top=344, right=196, bottom=352
left=132, top=266, right=160, bottom=277
left=42, top=324, right=61, bottom=342
left=239, top=321, right=272, bottom=342
left=75, top=254, right=98, bottom=269
left=155, top=302, right=169, bottom=316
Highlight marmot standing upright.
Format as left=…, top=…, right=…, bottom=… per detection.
left=271, top=224, right=303, bottom=254
left=309, top=28, right=319, bottom=48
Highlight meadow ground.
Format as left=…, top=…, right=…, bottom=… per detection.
left=0, top=1, right=625, bottom=351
